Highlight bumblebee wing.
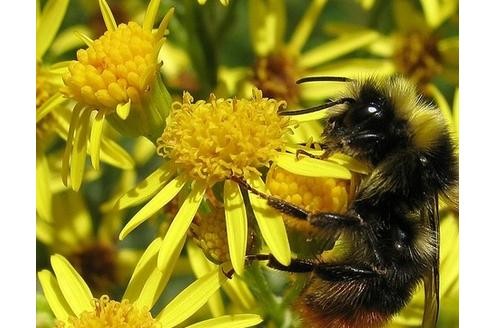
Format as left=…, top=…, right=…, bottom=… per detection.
left=421, top=195, right=440, bottom=328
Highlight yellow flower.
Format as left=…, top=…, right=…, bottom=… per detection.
left=59, top=0, right=174, bottom=191
left=38, top=252, right=262, bottom=328
left=222, top=0, right=380, bottom=106
left=117, top=89, right=354, bottom=276
left=36, top=174, right=141, bottom=295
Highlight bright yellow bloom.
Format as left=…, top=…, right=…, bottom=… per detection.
left=38, top=252, right=262, bottom=328
left=60, top=0, right=174, bottom=191
left=117, top=89, right=354, bottom=276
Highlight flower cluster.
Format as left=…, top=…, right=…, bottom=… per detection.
left=36, top=0, right=458, bottom=327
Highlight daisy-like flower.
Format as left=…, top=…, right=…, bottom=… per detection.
left=38, top=250, right=262, bottom=328
left=117, top=88, right=354, bottom=275
left=59, top=0, right=175, bottom=190
left=36, top=177, right=142, bottom=295
left=225, top=0, right=380, bottom=106
left=323, top=0, right=458, bottom=92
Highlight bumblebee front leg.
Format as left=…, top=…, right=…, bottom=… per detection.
left=246, top=254, right=315, bottom=273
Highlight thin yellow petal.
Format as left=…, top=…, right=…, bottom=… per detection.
left=123, top=238, right=163, bottom=303
left=36, top=93, right=66, bottom=123
left=62, top=104, right=84, bottom=186
left=367, top=35, right=394, bottom=57
left=37, top=270, right=74, bottom=322
left=327, top=153, right=370, bottom=175
left=70, top=108, right=92, bottom=191
left=157, top=183, right=207, bottom=270
left=99, top=137, right=135, bottom=170
left=73, top=30, right=94, bottom=47
left=89, top=111, right=105, bottom=170
left=222, top=276, right=256, bottom=310
left=116, top=100, right=131, bottom=120
left=419, top=0, right=440, bottom=28
left=98, top=0, right=117, bottom=32
left=156, top=266, right=229, bottom=327
left=50, top=254, right=93, bottom=316
left=117, top=162, right=175, bottom=210
left=119, top=175, right=187, bottom=240
left=36, top=0, right=69, bottom=60
left=36, top=154, right=52, bottom=222
left=156, top=8, right=175, bottom=41
left=247, top=175, right=291, bottom=266
left=275, top=152, right=351, bottom=179
left=249, top=0, right=285, bottom=56
left=134, top=236, right=186, bottom=310
left=299, top=31, right=379, bottom=69
left=187, top=242, right=225, bottom=317
left=185, top=314, right=263, bottom=328
left=143, top=0, right=160, bottom=31
left=287, top=0, right=328, bottom=55
left=224, top=180, right=248, bottom=275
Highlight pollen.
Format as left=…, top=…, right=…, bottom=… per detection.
left=62, top=22, right=158, bottom=111
left=157, top=89, right=292, bottom=185
left=55, top=295, right=159, bottom=328
left=190, top=206, right=230, bottom=264
left=393, top=31, right=442, bottom=86
left=266, top=165, right=349, bottom=234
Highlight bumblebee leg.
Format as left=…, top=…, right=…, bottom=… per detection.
left=246, top=254, right=315, bottom=273
left=295, top=148, right=332, bottom=160
left=314, top=263, right=384, bottom=281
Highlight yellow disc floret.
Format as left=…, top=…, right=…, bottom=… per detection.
left=191, top=207, right=230, bottom=264
left=157, top=89, right=292, bottom=185
left=266, top=165, right=349, bottom=234
left=62, top=22, right=158, bottom=111
left=55, top=295, right=159, bottom=328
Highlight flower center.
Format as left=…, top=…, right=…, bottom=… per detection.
left=62, top=22, right=158, bottom=111
left=266, top=165, right=349, bottom=235
left=393, top=31, right=442, bottom=86
left=252, top=50, right=300, bottom=106
left=55, top=296, right=159, bottom=328
left=68, top=242, right=118, bottom=296
left=157, top=89, right=293, bottom=185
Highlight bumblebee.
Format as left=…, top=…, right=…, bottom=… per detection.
left=235, top=75, right=458, bottom=328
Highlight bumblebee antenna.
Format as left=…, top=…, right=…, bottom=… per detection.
left=279, top=97, right=354, bottom=116
left=296, top=76, right=354, bottom=84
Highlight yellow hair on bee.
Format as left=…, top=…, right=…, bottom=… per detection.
left=388, top=77, right=446, bottom=151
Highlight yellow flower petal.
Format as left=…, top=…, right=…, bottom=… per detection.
left=70, top=108, right=92, bottom=191
left=157, top=182, right=207, bottom=270
left=247, top=175, right=291, bottom=266
left=299, top=30, right=380, bottom=69
left=185, top=314, right=263, bottom=328
left=36, top=0, right=69, bottom=60
left=275, top=152, right=352, bottom=179
left=117, top=162, right=175, bottom=210
left=89, top=111, right=105, bottom=170
left=116, top=100, right=131, bottom=120
left=73, top=30, right=94, bottom=47
left=36, top=154, right=52, bottom=222
left=98, top=0, right=117, bottom=32
left=99, top=137, right=135, bottom=170
left=187, top=242, right=225, bottom=317
left=123, top=237, right=162, bottom=303
left=143, top=0, right=161, bottom=32
left=62, top=103, right=84, bottom=187
left=287, top=0, right=328, bottom=55
left=36, top=93, right=66, bottom=123
left=327, top=153, right=370, bottom=175
left=367, top=35, right=394, bottom=57
left=119, top=175, right=187, bottom=240
left=37, top=270, right=74, bottom=322
left=156, top=266, right=229, bottom=327
left=249, top=0, right=285, bottom=56
left=134, top=236, right=186, bottom=310
left=419, top=0, right=440, bottom=28
left=156, top=8, right=175, bottom=41
left=50, top=254, right=93, bottom=316
left=224, top=180, right=248, bottom=275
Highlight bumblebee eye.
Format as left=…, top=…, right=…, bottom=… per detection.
left=344, top=102, right=383, bottom=126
